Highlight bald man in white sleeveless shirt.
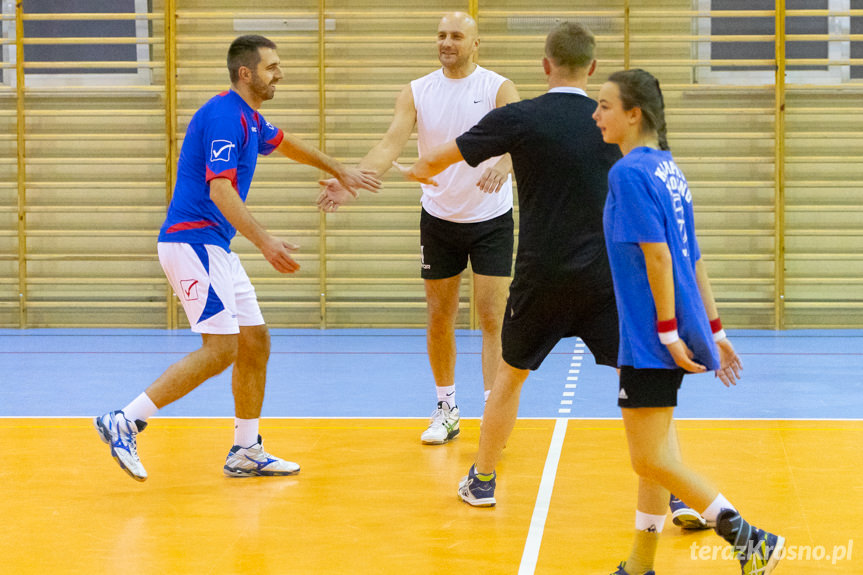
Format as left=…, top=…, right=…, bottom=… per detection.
left=319, top=12, right=519, bottom=444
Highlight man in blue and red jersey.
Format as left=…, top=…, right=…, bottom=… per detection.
left=94, top=35, right=381, bottom=482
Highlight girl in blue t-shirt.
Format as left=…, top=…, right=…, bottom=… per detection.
left=593, top=69, right=784, bottom=575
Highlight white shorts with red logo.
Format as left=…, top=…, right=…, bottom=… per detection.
left=157, top=242, right=264, bottom=334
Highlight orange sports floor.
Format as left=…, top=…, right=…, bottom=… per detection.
left=2, top=418, right=861, bottom=574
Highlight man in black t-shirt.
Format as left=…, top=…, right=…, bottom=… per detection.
left=396, top=22, right=621, bottom=507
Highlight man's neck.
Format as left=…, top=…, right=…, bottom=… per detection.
left=546, top=73, right=588, bottom=92
left=231, top=84, right=261, bottom=111
left=442, top=62, right=477, bottom=79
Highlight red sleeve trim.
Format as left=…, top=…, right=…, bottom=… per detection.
left=165, top=220, right=217, bottom=234
left=206, top=168, right=239, bottom=193
left=268, top=128, right=284, bottom=149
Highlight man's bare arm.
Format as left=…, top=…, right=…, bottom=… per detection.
left=275, top=132, right=381, bottom=196
left=357, top=85, right=418, bottom=176
left=209, top=178, right=299, bottom=273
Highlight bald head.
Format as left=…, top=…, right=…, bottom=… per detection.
left=437, top=12, right=480, bottom=77
left=439, top=12, right=478, bottom=41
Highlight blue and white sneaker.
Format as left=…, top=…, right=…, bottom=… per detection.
left=670, top=494, right=710, bottom=529
left=457, top=464, right=496, bottom=507
left=94, top=410, right=148, bottom=482
left=223, top=435, right=300, bottom=477
left=610, top=561, right=655, bottom=575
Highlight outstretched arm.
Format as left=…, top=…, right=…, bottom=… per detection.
left=210, top=178, right=299, bottom=274
left=317, top=85, right=417, bottom=211
left=392, top=140, right=464, bottom=186
left=358, top=85, right=418, bottom=176
left=275, top=132, right=381, bottom=196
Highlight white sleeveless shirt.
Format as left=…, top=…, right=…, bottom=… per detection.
left=411, top=65, right=513, bottom=223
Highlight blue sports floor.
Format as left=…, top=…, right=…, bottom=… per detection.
left=2, top=328, right=861, bottom=420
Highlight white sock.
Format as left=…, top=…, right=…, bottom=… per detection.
left=635, top=510, right=667, bottom=534
left=234, top=417, right=259, bottom=448
left=701, top=493, right=736, bottom=524
left=436, top=385, right=456, bottom=409
left=122, top=392, right=158, bottom=423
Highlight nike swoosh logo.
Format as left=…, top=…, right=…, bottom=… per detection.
left=473, top=99, right=482, bottom=103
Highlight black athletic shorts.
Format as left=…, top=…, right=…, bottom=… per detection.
left=420, top=208, right=514, bottom=280
left=501, top=273, right=619, bottom=371
left=617, top=366, right=685, bottom=408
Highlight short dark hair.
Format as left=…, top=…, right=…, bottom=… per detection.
left=227, top=35, right=277, bottom=84
left=545, top=22, right=595, bottom=72
left=608, top=69, right=670, bottom=151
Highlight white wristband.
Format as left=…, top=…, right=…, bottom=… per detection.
left=658, top=330, right=680, bottom=345
left=713, top=329, right=727, bottom=343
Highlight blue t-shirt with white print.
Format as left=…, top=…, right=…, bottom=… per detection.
left=603, top=147, right=719, bottom=370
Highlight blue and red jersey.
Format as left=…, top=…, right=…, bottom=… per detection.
left=158, top=89, right=284, bottom=250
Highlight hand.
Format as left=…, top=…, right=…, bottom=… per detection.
left=335, top=167, right=382, bottom=196
left=392, top=161, right=438, bottom=186
left=260, top=235, right=300, bottom=274
left=714, top=337, right=743, bottom=387
left=476, top=166, right=509, bottom=194
left=665, top=339, right=707, bottom=374
left=317, top=178, right=357, bottom=213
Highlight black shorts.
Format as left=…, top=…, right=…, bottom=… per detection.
left=420, top=208, right=514, bottom=280
left=501, top=273, right=619, bottom=371
left=617, top=366, right=685, bottom=408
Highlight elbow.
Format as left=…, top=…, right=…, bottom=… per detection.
left=645, top=249, right=672, bottom=270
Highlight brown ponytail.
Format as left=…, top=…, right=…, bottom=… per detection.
left=607, top=69, right=669, bottom=151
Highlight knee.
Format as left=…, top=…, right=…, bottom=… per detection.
left=477, top=309, right=503, bottom=335
left=629, top=452, right=672, bottom=482
left=204, top=338, right=238, bottom=371
left=427, top=305, right=457, bottom=333
left=240, top=327, right=271, bottom=364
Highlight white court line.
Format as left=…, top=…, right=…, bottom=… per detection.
left=518, top=417, right=568, bottom=575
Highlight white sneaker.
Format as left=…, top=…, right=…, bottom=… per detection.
left=94, top=410, right=148, bottom=482
left=223, top=435, right=300, bottom=477
left=421, top=401, right=460, bottom=444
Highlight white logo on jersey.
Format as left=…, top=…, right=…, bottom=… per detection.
left=654, top=160, right=691, bottom=257
left=210, top=140, right=235, bottom=162
left=251, top=127, right=258, bottom=133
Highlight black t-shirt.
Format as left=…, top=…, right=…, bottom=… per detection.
left=456, top=91, right=621, bottom=283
